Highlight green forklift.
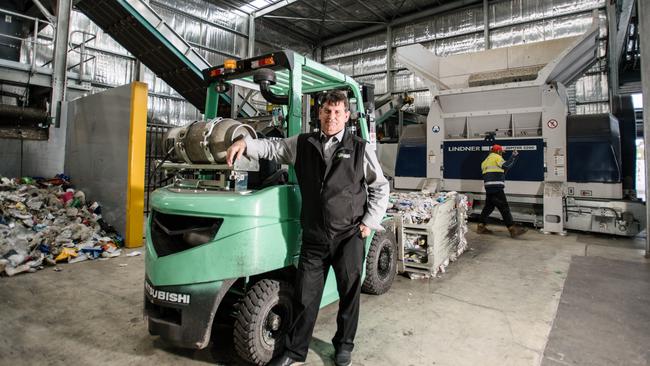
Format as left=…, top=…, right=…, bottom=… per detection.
left=144, top=50, right=398, bottom=365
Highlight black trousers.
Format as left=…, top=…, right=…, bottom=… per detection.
left=285, top=232, right=364, bottom=361
left=479, top=190, right=514, bottom=227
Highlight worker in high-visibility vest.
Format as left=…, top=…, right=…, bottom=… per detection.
left=478, top=144, right=527, bottom=238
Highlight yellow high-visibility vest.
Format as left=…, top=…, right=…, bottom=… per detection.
left=481, top=152, right=505, bottom=174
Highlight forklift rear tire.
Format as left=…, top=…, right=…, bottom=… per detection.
left=234, top=279, right=294, bottom=365
left=362, top=229, right=398, bottom=295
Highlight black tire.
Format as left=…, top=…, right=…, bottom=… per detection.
left=362, top=229, right=398, bottom=295
left=234, top=279, right=294, bottom=365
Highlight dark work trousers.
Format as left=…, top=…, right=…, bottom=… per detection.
left=479, top=190, right=514, bottom=227
left=285, top=232, right=365, bottom=361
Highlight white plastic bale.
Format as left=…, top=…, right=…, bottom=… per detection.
left=387, top=191, right=469, bottom=276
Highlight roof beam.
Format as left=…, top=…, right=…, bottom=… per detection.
left=321, top=0, right=482, bottom=47
left=351, top=0, right=388, bottom=22
left=254, top=0, right=304, bottom=18
left=301, top=0, right=349, bottom=23
left=408, top=0, right=423, bottom=12
left=258, top=18, right=317, bottom=45
left=263, top=15, right=384, bottom=24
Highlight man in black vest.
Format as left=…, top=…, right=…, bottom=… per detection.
left=226, top=90, right=389, bottom=366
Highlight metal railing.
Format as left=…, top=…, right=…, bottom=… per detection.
left=66, top=30, right=97, bottom=82
left=145, top=122, right=174, bottom=214
left=1, top=7, right=96, bottom=84
left=0, top=7, right=54, bottom=71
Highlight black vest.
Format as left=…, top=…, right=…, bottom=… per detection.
left=295, top=131, right=367, bottom=244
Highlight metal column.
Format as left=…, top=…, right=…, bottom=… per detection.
left=247, top=14, right=255, bottom=58
left=639, top=0, right=650, bottom=257
left=386, top=25, right=393, bottom=94
left=51, top=0, right=72, bottom=125
left=607, top=1, right=620, bottom=98
left=483, top=0, right=489, bottom=49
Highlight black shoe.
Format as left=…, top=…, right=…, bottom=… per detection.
left=268, top=354, right=302, bottom=366
left=334, top=349, right=352, bottom=366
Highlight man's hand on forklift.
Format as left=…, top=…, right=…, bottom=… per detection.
left=359, top=224, right=371, bottom=238
left=226, top=139, right=247, bottom=167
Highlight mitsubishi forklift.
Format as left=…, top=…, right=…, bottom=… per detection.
left=144, top=50, right=398, bottom=365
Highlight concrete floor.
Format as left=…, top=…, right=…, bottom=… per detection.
left=1, top=227, right=647, bottom=366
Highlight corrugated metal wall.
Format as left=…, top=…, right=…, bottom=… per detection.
left=21, top=1, right=302, bottom=127
left=19, top=0, right=611, bottom=123
left=323, top=0, right=609, bottom=115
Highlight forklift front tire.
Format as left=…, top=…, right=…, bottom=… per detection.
left=362, top=229, right=398, bottom=295
left=234, top=279, right=294, bottom=365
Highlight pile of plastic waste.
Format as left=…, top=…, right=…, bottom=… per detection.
left=0, top=175, right=125, bottom=276
left=388, top=191, right=470, bottom=277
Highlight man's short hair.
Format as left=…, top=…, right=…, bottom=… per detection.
left=320, top=90, right=349, bottom=111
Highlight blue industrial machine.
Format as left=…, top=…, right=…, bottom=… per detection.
left=393, top=22, right=645, bottom=236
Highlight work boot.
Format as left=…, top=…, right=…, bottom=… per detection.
left=508, top=225, right=528, bottom=238
left=267, top=354, right=302, bottom=366
left=334, top=349, right=352, bottom=366
left=477, top=223, right=493, bottom=234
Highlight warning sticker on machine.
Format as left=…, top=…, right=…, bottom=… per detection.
left=145, top=282, right=191, bottom=305
left=447, top=145, right=537, bottom=152
left=501, top=145, right=537, bottom=151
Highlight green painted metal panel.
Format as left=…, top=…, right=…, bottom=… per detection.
left=146, top=185, right=302, bottom=286
left=204, top=84, right=219, bottom=119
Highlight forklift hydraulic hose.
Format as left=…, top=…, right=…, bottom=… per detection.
left=258, top=81, right=289, bottom=105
